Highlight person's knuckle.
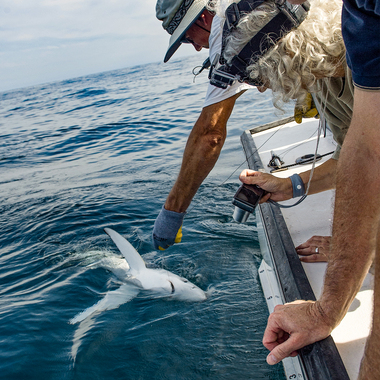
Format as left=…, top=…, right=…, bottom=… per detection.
left=275, top=345, right=290, bottom=359
left=273, top=304, right=283, bottom=312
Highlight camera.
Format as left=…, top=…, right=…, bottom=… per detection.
left=209, top=54, right=238, bottom=89
left=209, top=53, right=263, bottom=89
left=232, top=183, right=266, bottom=223
left=209, top=66, right=237, bottom=89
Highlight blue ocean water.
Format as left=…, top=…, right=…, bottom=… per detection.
left=0, top=54, right=291, bottom=380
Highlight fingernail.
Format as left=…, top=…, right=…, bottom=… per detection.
left=267, top=354, right=278, bottom=365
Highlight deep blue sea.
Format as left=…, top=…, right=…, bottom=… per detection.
left=0, top=54, right=291, bottom=380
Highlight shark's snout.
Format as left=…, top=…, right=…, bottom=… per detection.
left=170, top=278, right=207, bottom=302
left=194, top=288, right=207, bottom=301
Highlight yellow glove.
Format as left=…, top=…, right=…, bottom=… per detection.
left=294, top=93, right=319, bottom=124
left=174, top=226, right=183, bottom=244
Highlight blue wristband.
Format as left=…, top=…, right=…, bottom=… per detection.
left=290, top=174, right=305, bottom=198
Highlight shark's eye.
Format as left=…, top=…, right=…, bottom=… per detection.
left=169, top=281, right=175, bottom=294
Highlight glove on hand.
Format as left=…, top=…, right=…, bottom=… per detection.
left=294, top=93, right=319, bottom=124
left=152, top=206, right=186, bottom=250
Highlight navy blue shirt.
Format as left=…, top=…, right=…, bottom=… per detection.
left=342, top=0, right=380, bottom=89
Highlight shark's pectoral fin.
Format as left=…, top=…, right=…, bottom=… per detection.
left=104, top=228, right=146, bottom=272
left=70, top=284, right=139, bottom=324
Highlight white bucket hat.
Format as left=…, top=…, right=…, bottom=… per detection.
left=156, top=0, right=209, bottom=62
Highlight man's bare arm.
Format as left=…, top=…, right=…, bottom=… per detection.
left=358, top=222, right=380, bottom=380
left=239, top=157, right=337, bottom=203
left=165, top=92, right=244, bottom=213
left=318, top=88, right=380, bottom=326
left=298, top=157, right=337, bottom=194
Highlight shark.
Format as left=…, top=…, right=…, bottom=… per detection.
left=69, top=228, right=206, bottom=360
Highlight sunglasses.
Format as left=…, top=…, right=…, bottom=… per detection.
left=181, top=35, right=195, bottom=45
left=180, top=22, right=210, bottom=44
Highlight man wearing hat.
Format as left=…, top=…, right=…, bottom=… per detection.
left=153, top=0, right=252, bottom=251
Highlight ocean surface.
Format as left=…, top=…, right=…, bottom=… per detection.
left=0, top=54, right=292, bottom=380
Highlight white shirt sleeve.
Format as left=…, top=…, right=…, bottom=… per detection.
left=203, top=15, right=253, bottom=108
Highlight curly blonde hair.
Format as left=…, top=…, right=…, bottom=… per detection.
left=207, top=0, right=237, bottom=18
left=223, top=0, right=346, bottom=108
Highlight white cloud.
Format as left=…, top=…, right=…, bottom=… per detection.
left=0, top=0, right=197, bottom=91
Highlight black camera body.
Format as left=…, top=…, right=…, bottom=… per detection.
left=209, top=65, right=237, bottom=89
left=232, top=183, right=266, bottom=223
left=209, top=54, right=238, bottom=89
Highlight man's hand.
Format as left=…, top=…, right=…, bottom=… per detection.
left=296, top=235, right=331, bottom=262
left=263, top=300, right=334, bottom=365
left=239, top=169, right=293, bottom=202
left=152, top=206, right=186, bottom=250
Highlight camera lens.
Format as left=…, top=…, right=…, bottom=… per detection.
left=232, top=184, right=266, bottom=223
left=233, top=206, right=251, bottom=223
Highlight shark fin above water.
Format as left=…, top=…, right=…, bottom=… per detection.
left=104, top=227, right=146, bottom=273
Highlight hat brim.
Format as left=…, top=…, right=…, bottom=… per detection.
left=164, top=0, right=208, bottom=63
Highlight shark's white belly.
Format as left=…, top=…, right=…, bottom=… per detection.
left=135, top=268, right=173, bottom=294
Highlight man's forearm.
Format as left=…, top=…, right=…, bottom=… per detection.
left=318, top=89, right=380, bottom=327
left=165, top=94, right=241, bottom=213
left=358, top=227, right=380, bottom=380
left=298, top=158, right=337, bottom=195
left=165, top=121, right=226, bottom=212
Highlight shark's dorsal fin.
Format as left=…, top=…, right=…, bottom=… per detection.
left=104, top=228, right=146, bottom=273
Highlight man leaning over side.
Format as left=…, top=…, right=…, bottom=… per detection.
left=153, top=0, right=252, bottom=251
left=222, top=0, right=351, bottom=263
